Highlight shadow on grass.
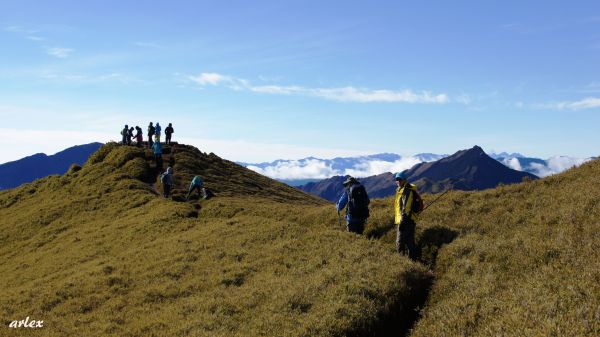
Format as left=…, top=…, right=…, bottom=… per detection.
left=417, top=225, right=459, bottom=268
left=346, top=270, right=435, bottom=337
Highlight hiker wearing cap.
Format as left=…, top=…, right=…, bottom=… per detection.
left=120, top=125, right=128, bottom=145
left=165, top=123, right=174, bottom=145
left=147, top=122, right=155, bottom=148
left=336, top=176, right=370, bottom=234
left=394, top=170, right=418, bottom=260
left=186, top=176, right=207, bottom=200
left=152, top=141, right=163, bottom=170
left=155, top=122, right=162, bottom=143
left=160, top=167, right=174, bottom=198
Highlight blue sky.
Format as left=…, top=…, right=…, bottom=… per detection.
left=1, top=0, right=599, bottom=163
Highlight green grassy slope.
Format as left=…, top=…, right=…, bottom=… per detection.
left=366, top=159, right=600, bottom=336
left=0, top=143, right=431, bottom=336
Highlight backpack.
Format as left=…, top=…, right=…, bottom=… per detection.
left=411, top=187, right=424, bottom=214
left=347, top=184, right=370, bottom=219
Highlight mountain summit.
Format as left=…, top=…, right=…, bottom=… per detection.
left=406, top=145, right=538, bottom=191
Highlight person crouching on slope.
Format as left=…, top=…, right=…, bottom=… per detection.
left=336, top=176, right=370, bottom=234
left=186, top=176, right=206, bottom=201
left=160, top=167, right=173, bottom=198
left=394, top=171, right=418, bottom=261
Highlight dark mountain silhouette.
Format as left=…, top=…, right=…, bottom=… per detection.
left=298, top=146, right=539, bottom=201
left=0, top=143, right=103, bottom=190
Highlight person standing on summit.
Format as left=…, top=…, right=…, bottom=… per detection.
left=121, top=125, right=128, bottom=145
left=147, top=122, right=155, bottom=148
left=133, top=126, right=143, bottom=147
left=155, top=122, right=162, bottom=143
left=165, top=123, right=174, bottom=145
left=127, top=126, right=134, bottom=146
left=336, top=176, right=370, bottom=234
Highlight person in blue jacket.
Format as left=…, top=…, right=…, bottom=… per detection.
left=154, top=122, right=162, bottom=143
left=336, top=176, right=370, bottom=234
left=186, top=176, right=206, bottom=200
left=152, top=141, right=163, bottom=170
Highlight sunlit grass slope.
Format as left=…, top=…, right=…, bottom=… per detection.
left=366, top=159, right=600, bottom=336
left=0, top=143, right=431, bottom=337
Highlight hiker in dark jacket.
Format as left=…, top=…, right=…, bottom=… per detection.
left=165, top=123, right=174, bottom=145
left=126, top=127, right=134, bottom=146
left=394, top=171, right=418, bottom=261
left=336, top=176, right=370, bottom=234
left=133, top=126, right=143, bottom=147
left=120, top=125, right=128, bottom=145
left=160, top=167, right=174, bottom=198
left=186, top=176, right=206, bottom=200
left=152, top=141, right=163, bottom=170
left=147, top=122, right=155, bottom=148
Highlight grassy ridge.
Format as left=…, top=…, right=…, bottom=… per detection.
left=0, top=143, right=431, bottom=336
left=365, top=160, right=600, bottom=336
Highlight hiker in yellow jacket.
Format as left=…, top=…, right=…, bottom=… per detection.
left=394, top=170, right=418, bottom=261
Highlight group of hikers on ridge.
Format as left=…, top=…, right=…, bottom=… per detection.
left=119, top=122, right=208, bottom=201
left=120, top=122, right=176, bottom=176
left=336, top=171, right=423, bottom=261
left=120, top=122, right=175, bottom=148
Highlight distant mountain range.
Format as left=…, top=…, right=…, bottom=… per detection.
left=298, top=146, right=539, bottom=201
left=0, top=143, right=103, bottom=190
left=241, top=150, right=591, bottom=185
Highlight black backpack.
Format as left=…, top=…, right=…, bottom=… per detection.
left=347, top=184, right=370, bottom=219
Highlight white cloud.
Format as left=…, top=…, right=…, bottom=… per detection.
left=189, top=73, right=232, bottom=86
left=46, top=47, right=74, bottom=58
left=503, top=157, right=522, bottom=171
left=248, top=159, right=338, bottom=180
left=526, top=156, right=591, bottom=177
left=243, top=156, right=429, bottom=180
left=188, top=72, right=450, bottom=104
left=538, top=97, right=600, bottom=111
left=344, top=157, right=423, bottom=177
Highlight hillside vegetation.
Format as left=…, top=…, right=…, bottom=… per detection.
left=365, top=159, right=600, bottom=336
left=0, top=143, right=431, bottom=337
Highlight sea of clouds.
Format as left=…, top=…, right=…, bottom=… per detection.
left=246, top=156, right=427, bottom=180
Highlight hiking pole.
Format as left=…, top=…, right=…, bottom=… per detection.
left=421, top=188, right=452, bottom=214
left=337, top=211, right=342, bottom=227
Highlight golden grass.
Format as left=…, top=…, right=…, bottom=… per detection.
left=0, top=143, right=431, bottom=336
left=364, top=160, right=600, bottom=336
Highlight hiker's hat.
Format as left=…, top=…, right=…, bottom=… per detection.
left=343, top=176, right=356, bottom=186
left=395, top=170, right=409, bottom=181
